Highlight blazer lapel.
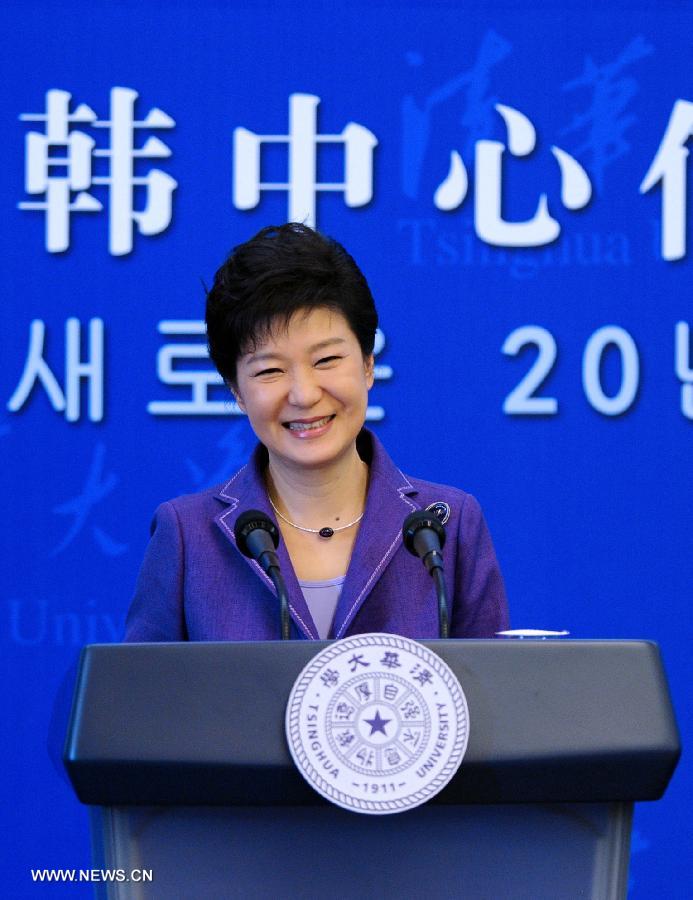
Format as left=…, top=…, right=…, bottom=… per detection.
left=331, top=433, right=420, bottom=638
left=214, top=445, right=319, bottom=640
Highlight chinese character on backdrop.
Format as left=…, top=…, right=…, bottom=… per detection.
left=640, top=99, right=693, bottom=261
left=233, top=93, right=377, bottom=228
left=19, top=88, right=176, bottom=254
left=435, top=103, right=592, bottom=246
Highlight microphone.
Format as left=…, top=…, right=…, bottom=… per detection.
left=402, top=510, right=450, bottom=639
left=235, top=510, right=280, bottom=572
left=403, top=510, right=446, bottom=573
left=234, top=510, right=291, bottom=640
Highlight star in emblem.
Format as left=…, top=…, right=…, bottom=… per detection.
left=364, top=709, right=391, bottom=736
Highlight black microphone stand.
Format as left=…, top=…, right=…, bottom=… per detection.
left=267, top=566, right=291, bottom=641
left=432, top=567, right=449, bottom=639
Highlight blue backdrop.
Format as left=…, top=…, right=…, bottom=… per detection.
left=2, top=1, right=690, bottom=895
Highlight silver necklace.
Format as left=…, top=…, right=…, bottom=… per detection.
left=267, top=494, right=364, bottom=539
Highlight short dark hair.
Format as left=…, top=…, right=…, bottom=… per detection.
left=206, top=223, right=378, bottom=385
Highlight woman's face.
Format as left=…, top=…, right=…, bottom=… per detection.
left=234, top=307, right=374, bottom=472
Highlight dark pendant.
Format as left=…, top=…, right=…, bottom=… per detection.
left=318, top=527, right=335, bottom=539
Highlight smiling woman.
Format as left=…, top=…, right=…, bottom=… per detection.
left=234, top=307, right=374, bottom=479
left=124, top=224, right=509, bottom=642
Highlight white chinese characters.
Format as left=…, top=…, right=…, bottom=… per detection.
left=17, top=88, right=692, bottom=259
left=435, top=104, right=592, bottom=246
left=19, top=88, right=177, bottom=255
left=640, top=99, right=693, bottom=262
left=233, top=93, right=377, bottom=228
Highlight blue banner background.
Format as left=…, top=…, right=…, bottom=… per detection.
left=2, top=2, right=690, bottom=895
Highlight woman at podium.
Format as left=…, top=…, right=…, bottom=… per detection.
left=124, top=224, right=508, bottom=642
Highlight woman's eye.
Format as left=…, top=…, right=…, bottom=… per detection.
left=316, top=355, right=341, bottom=366
left=254, top=367, right=282, bottom=377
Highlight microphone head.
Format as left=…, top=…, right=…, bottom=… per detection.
left=234, top=509, right=280, bottom=558
left=402, top=509, right=446, bottom=556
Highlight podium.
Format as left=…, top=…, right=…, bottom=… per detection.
left=64, top=640, right=680, bottom=899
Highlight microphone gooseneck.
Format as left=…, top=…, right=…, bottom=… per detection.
left=402, top=510, right=450, bottom=639
left=234, top=510, right=291, bottom=640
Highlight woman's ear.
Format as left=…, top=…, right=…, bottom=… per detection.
left=364, top=354, right=375, bottom=389
left=229, top=383, right=246, bottom=412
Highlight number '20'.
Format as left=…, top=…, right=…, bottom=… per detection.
left=502, top=325, right=640, bottom=416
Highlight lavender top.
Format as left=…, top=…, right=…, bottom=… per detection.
left=299, top=576, right=346, bottom=639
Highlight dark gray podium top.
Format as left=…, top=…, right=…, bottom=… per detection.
left=64, top=639, right=680, bottom=806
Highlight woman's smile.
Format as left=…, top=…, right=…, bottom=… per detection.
left=283, top=414, right=336, bottom=436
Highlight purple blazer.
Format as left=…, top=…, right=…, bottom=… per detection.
left=124, top=431, right=509, bottom=642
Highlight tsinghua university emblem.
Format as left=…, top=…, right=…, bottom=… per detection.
left=285, top=633, right=469, bottom=814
